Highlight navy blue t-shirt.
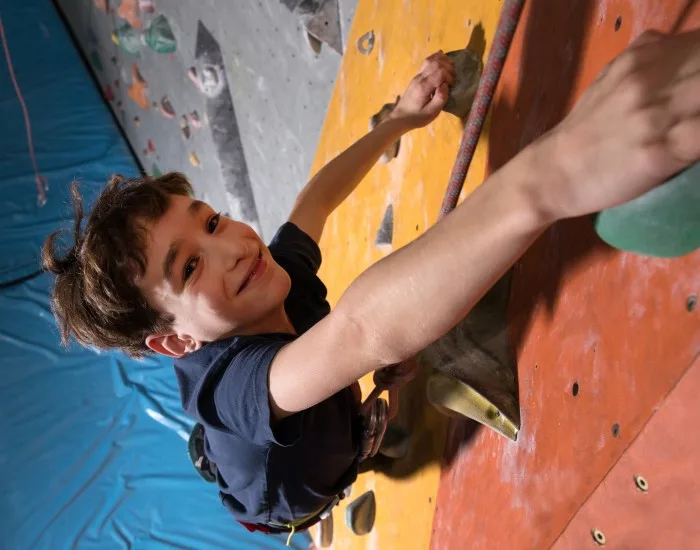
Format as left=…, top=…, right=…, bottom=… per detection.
left=173, top=223, right=361, bottom=525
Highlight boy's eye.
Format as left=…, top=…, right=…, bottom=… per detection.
left=183, top=257, right=199, bottom=281
left=207, top=213, right=221, bottom=234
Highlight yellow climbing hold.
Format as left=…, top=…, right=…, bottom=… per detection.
left=189, top=152, right=200, bottom=167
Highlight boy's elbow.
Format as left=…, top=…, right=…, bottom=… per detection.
left=331, top=304, right=400, bottom=374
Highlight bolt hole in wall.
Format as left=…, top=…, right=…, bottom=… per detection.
left=572, top=381, right=579, bottom=397
left=611, top=423, right=620, bottom=438
left=592, top=528, right=607, bottom=546
left=687, top=294, right=697, bottom=312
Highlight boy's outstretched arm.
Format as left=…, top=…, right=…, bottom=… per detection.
left=288, top=52, right=455, bottom=242
left=271, top=29, right=700, bottom=418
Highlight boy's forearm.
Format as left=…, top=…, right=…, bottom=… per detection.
left=294, top=116, right=413, bottom=215
left=334, top=143, right=553, bottom=371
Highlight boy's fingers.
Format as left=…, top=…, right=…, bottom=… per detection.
left=629, top=28, right=665, bottom=48
left=428, top=82, right=450, bottom=109
left=669, top=70, right=700, bottom=119
left=668, top=114, right=700, bottom=163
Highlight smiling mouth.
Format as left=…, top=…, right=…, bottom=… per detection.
left=238, top=250, right=263, bottom=293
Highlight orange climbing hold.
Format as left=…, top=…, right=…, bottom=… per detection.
left=118, top=0, right=142, bottom=29
left=127, top=63, right=149, bottom=109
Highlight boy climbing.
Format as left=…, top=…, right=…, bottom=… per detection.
left=44, top=28, right=700, bottom=535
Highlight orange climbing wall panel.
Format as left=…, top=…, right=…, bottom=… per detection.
left=311, top=0, right=700, bottom=549
left=430, top=1, right=700, bottom=550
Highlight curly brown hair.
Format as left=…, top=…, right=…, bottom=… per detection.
left=42, top=172, right=193, bottom=357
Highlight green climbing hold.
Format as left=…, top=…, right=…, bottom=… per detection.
left=90, top=50, right=103, bottom=72
left=144, top=15, right=177, bottom=54
left=594, top=163, right=700, bottom=258
left=151, top=163, right=162, bottom=177
left=114, top=23, right=141, bottom=57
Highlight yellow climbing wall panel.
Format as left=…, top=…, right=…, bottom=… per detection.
left=311, top=0, right=505, bottom=548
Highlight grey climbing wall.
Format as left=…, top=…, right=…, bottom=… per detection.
left=56, top=0, right=357, bottom=240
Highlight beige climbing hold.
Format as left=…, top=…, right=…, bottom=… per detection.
left=426, top=371, right=519, bottom=441
left=133, top=116, right=140, bottom=127
left=189, top=152, right=200, bottom=167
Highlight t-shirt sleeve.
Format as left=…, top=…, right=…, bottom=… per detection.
left=213, top=338, right=304, bottom=447
left=268, top=222, right=322, bottom=275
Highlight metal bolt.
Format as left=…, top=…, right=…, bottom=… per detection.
left=634, top=475, right=649, bottom=492
left=687, top=295, right=697, bottom=312
left=592, top=528, right=607, bottom=546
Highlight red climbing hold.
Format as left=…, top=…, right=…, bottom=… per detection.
left=147, top=139, right=155, bottom=153
left=104, top=84, right=115, bottom=101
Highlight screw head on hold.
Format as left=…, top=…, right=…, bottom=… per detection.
left=592, top=528, right=607, bottom=546
left=634, top=475, right=649, bottom=492
left=687, top=295, right=697, bottom=312
left=612, top=423, right=620, bottom=438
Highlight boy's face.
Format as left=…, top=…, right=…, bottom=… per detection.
left=137, top=194, right=291, bottom=356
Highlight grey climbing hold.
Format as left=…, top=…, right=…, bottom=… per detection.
left=370, top=97, right=401, bottom=163
left=375, top=204, right=393, bottom=248
left=345, top=491, right=376, bottom=536
left=357, top=30, right=375, bottom=55
left=297, top=0, right=343, bottom=55
left=443, top=49, right=483, bottom=119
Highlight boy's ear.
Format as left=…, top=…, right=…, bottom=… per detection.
left=145, top=333, right=201, bottom=358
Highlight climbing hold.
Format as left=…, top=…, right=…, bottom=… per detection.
left=114, top=23, right=141, bottom=56
left=314, top=514, right=333, bottom=548
left=90, top=50, right=103, bottom=72
left=426, top=370, right=519, bottom=441
left=375, top=204, right=393, bottom=248
left=200, top=64, right=223, bottom=97
left=180, top=115, right=191, bottom=139
left=118, top=0, right=142, bottom=29
left=188, top=110, right=201, bottom=129
left=187, top=66, right=200, bottom=89
left=151, top=163, right=162, bottom=177
left=594, top=162, right=700, bottom=258
left=147, top=139, right=155, bottom=153
left=357, top=30, right=375, bottom=55
left=188, top=64, right=224, bottom=98
left=305, top=31, right=322, bottom=55
left=133, top=116, right=140, bottom=127
left=369, top=97, right=400, bottom=163
left=144, top=14, right=177, bottom=54
left=159, top=95, right=176, bottom=118
left=103, top=84, right=115, bottom=101
left=443, top=49, right=483, bottom=119
left=127, top=63, right=149, bottom=109
left=189, top=152, right=200, bottom=167
left=345, top=491, right=376, bottom=536
left=139, top=0, right=155, bottom=14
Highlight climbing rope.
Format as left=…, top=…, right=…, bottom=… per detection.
left=439, top=0, right=526, bottom=218
left=0, top=16, right=48, bottom=206
left=360, top=1, right=526, bottom=455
